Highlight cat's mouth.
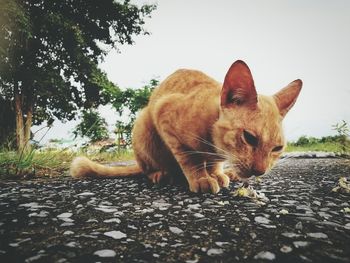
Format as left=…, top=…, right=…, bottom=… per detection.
left=238, top=173, right=254, bottom=179
left=236, top=168, right=265, bottom=179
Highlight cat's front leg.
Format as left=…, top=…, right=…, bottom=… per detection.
left=177, top=156, right=221, bottom=193
left=206, top=161, right=230, bottom=188
left=163, top=143, right=222, bottom=193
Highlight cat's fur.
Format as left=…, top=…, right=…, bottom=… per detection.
left=70, top=60, right=302, bottom=193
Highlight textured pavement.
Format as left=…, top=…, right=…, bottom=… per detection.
left=0, top=158, right=350, bottom=262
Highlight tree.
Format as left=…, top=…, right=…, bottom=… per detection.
left=0, top=96, right=16, bottom=148
left=111, top=79, right=158, bottom=146
left=0, top=0, right=156, bottom=151
left=73, top=109, right=109, bottom=142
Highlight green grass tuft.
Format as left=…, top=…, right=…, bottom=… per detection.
left=0, top=148, right=134, bottom=178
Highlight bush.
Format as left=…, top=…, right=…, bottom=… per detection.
left=73, top=109, right=109, bottom=142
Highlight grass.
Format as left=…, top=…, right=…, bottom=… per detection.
left=0, top=148, right=134, bottom=179
left=286, top=141, right=349, bottom=153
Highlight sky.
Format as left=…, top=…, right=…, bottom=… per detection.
left=34, top=0, right=350, bottom=143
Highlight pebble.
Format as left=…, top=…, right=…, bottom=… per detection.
left=28, top=211, right=49, bottom=217
left=307, top=232, right=328, bottom=239
left=293, top=241, right=310, bottom=248
left=77, top=192, right=95, bottom=196
left=215, top=242, right=230, bottom=247
left=60, top=222, right=75, bottom=227
left=280, top=245, right=293, bottom=253
left=207, top=248, right=224, bottom=256
left=65, top=241, right=79, bottom=248
left=279, top=209, right=289, bottom=215
left=295, top=221, right=303, bottom=230
left=25, top=254, right=45, bottom=262
left=254, top=251, right=276, bottom=260
left=281, top=232, right=302, bottom=238
left=104, top=231, right=126, bottom=240
left=57, top=212, right=72, bottom=218
left=169, top=226, right=184, bottom=234
left=103, top=218, right=121, bottom=223
left=193, top=213, right=205, bottom=218
left=95, top=206, right=119, bottom=213
left=93, top=249, right=116, bottom=257
left=254, top=216, right=271, bottom=224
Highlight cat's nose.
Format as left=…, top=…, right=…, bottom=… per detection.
left=251, top=169, right=265, bottom=177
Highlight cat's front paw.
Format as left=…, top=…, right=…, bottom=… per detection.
left=224, top=169, right=241, bottom=182
left=189, top=176, right=220, bottom=194
left=210, top=172, right=230, bottom=188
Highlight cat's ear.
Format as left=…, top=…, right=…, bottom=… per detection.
left=221, top=60, right=257, bottom=108
left=273, top=79, right=302, bottom=117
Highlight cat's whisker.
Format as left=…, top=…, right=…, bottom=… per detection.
left=191, top=162, right=220, bottom=175
left=181, top=150, right=228, bottom=160
left=185, top=132, right=231, bottom=157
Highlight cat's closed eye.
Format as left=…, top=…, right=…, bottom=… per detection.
left=272, top=145, right=284, bottom=152
left=243, top=130, right=258, bottom=147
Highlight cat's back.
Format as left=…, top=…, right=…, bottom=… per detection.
left=149, top=69, right=221, bottom=103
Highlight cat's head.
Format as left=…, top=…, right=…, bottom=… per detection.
left=212, top=60, right=302, bottom=179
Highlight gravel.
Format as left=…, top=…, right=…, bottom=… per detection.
left=0, top=158, right=349, bottom=262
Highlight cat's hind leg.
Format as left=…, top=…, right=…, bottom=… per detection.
left=132, top=107, right=180, bottom=184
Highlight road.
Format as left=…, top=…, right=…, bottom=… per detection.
left=0, top=158, right=350, bottom=262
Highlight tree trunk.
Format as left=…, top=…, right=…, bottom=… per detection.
left=23, top=90, right=33, bottom=151
left=14, top=84, right=25, bottom=152
left=24, top=104, right=33, bottom=150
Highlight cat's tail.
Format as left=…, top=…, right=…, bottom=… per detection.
left=70, top=156, right=143, bottom=179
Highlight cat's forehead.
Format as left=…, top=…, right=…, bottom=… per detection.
left=257, top=95, right=280, bottom=116
left=240, top=95, right=283, bottom=139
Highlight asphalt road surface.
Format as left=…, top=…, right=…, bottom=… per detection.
left=0, top=158, right=350, bottom=263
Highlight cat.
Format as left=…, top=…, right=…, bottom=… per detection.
left=70, top=60, right=302, bottom=194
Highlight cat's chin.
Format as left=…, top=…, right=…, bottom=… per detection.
left=238, top=174, right=253, bottom=180
left=235, top=171, right=254, bottom=180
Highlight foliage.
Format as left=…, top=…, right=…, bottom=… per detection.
left=332, top=120, right=349, bottom=152
left=288, top=122, right=350, bottom=153
left=0, top=0, right=156, bottom=150
left=111, top=79, right=159, bottom=146
left=286, top=141, right=347, bottom=153
left=115, top=120, right=134, bottom=148
left=73, top=109, right=109, bottom=142
left=332, top=120, right=350, bottom=137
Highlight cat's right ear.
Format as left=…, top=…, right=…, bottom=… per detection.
left=273, top=79, right=302, bottom=117
left=221, top=60, right=258, bottom=108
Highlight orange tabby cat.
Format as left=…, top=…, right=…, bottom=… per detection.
left=70, top=60, right=302, bottom=194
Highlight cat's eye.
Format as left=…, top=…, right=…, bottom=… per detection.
left=243, top=130, right=258, bottom=147
left=272, top=145, right=284, bottom=152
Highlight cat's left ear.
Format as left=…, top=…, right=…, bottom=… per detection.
left=273, top=79, right=302, bottom=117
left=221, top=60, right=258, bottom=108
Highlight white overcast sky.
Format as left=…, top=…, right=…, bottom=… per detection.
left=35, top=0, right=350, bottom=143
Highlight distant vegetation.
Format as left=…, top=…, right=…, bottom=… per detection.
left=287, top=121, right=349, bottom=153
left=286, top=135, right=349, bottom=153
